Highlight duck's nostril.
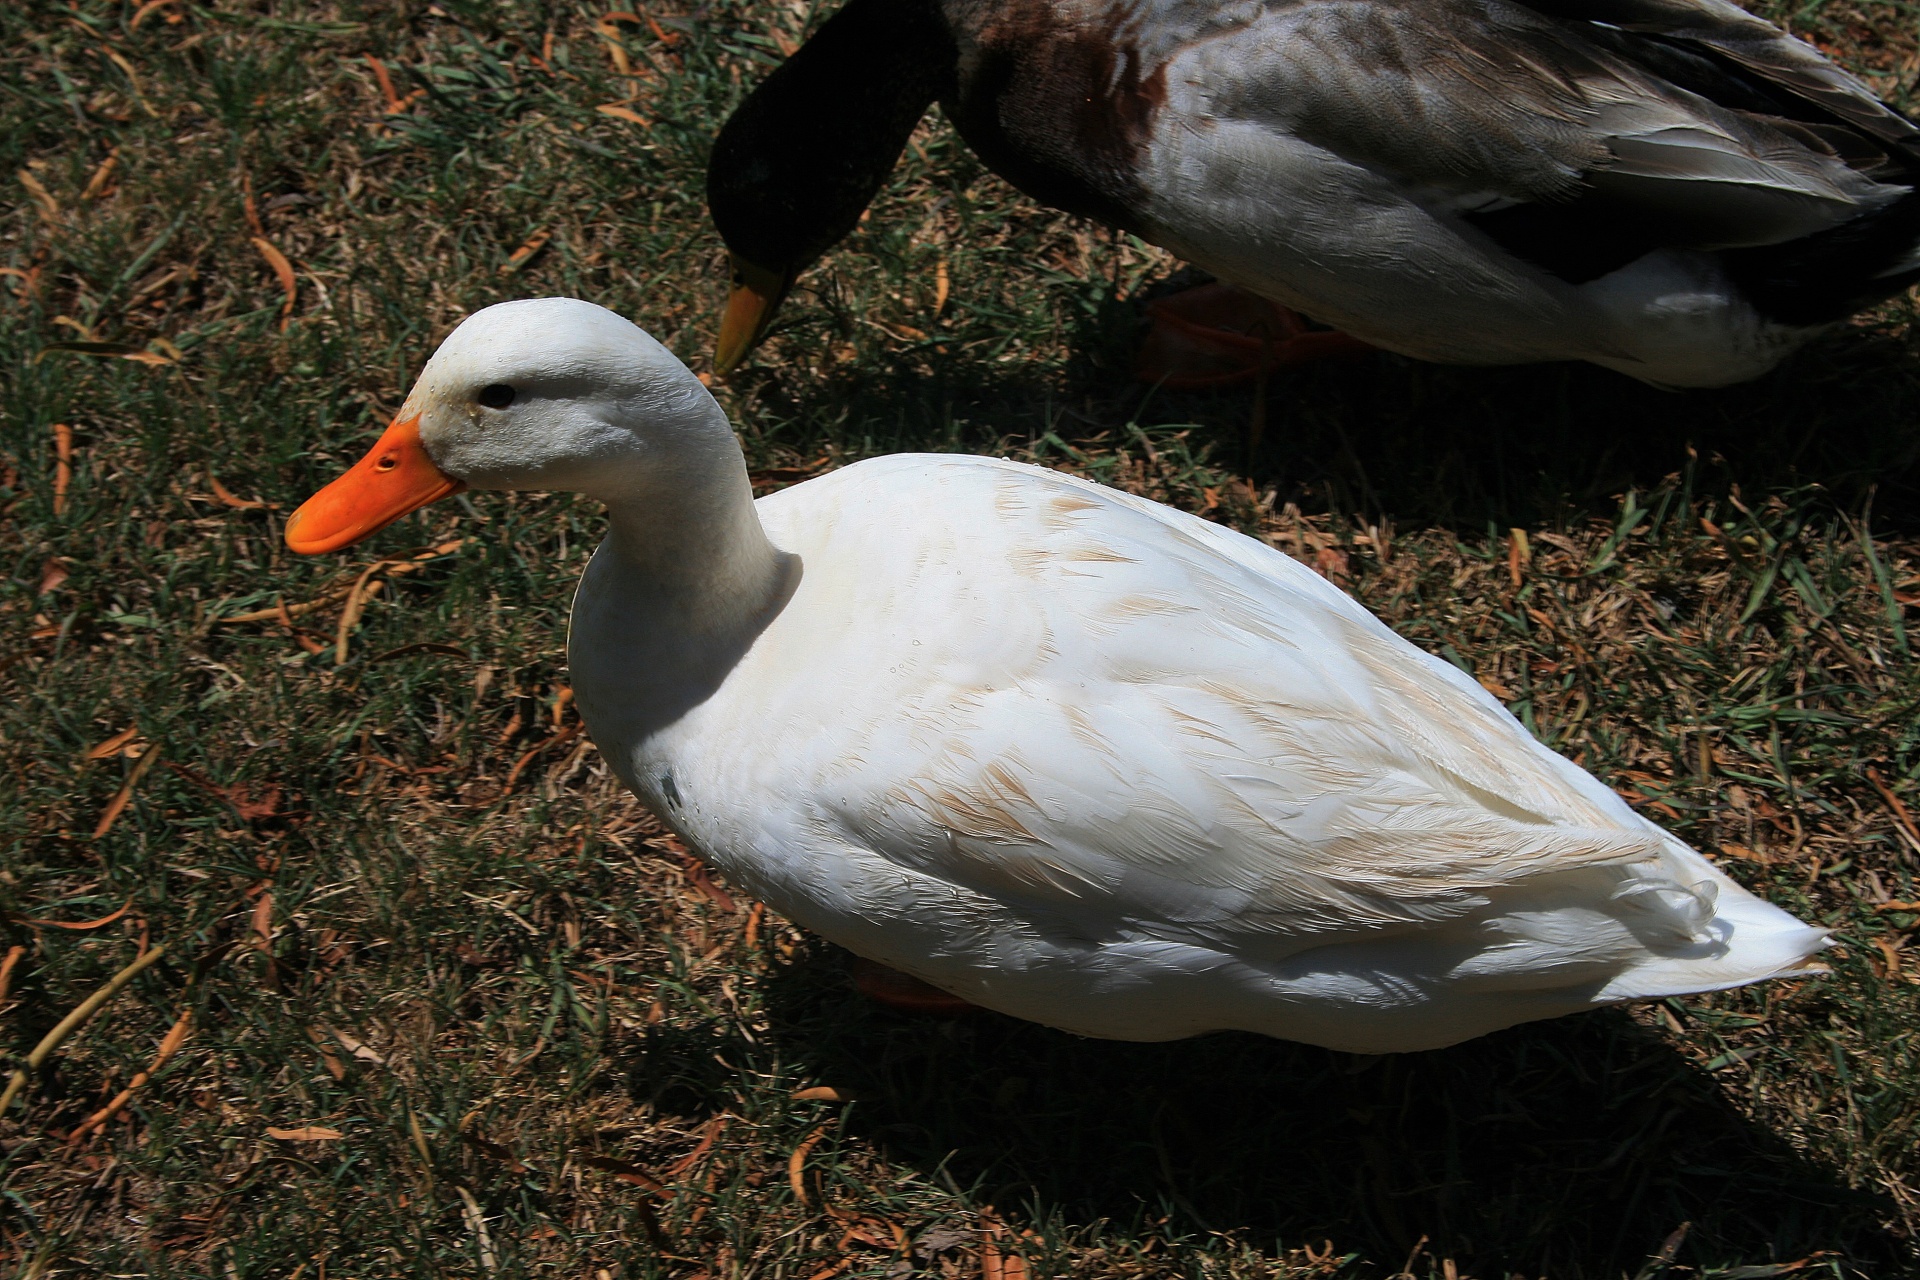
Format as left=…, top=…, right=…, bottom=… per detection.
left=375, top=455, right=397, bottom=472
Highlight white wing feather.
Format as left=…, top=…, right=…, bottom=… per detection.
left=616, top=456, right=1824, bottom=1050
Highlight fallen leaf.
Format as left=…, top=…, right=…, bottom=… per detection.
left=82, top=152, right=118, bottom=200
left=581, top=1154, right=666, bottom=1192
left=266, top=1125, right=343, bottom=1141
left=915, top=1224, right=971, bottom=1256
left=209, top=476, right=267, bottom=510
left=12, top=896, right=135, bottom=931
left=94, top=745, right=164, bottom=839
left=791, top=1086, right=855, bottom=1103
left=38, top=558, right=70, bottom=595
left=307, top=1028, right=347, bottom=1081
left=250, top=892, right=274, bottom=950
left=665, top=1114, right=730, bottom=1176
left=500, top=229, right=552, bottom=275
left=326, top=1026, right=385, bottom=1064
left=682, top=856, right=737, bottom=913
left=130, top=0, right=178, bottom=30
left=86, top=727, right=141, bottom=760
left=595, top=104, right=651, bottom=126
left=364, top=54, right=407, bottom=112
left=17, top=169, right=58, bottom=221
left=788, top=1124, right=829, bottom=1206
left=52, top=422, right=73, bottom=515
left=1717, top=842, right=1777, bottom=864
left=1313, top=545, right=1349, bottom=580
left=251, top=237, right=297, bottom=318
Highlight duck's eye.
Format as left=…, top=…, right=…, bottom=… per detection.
left=477, top=384, right=515, bottom=410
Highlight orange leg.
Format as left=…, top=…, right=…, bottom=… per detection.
left=848, top=956, right=979, bottom=1015
left=1135, top=282, right=1375, bottom=390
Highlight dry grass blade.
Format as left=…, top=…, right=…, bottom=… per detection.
left=682, top=855, right=737, bottom=913
left=0, top=946, right=25, bottom=1009
left=364, top=54, right=407, bottom=113
left=65, top=1006, right=192, bottom=1143
left=17, top=168, right=57, bottom=222
left=580, top=1154, right=667, bottom=1192
left=91, top=745, right=163, bottom=839
left=789, top=1124, right=829, bottom=1207
left=216, top=586, right=355, bottom=626
left=250, top=237, right=297, bottom=321
left=101, top=48, right=158, bottom=119
left=979, top=1210, right=1030, bottom=1280
left=456, top=1184, right=500, bottom=1274
left=12, top=896, right=134, bottom=932
left=500, top=229, right=553, bottom=275
left=1866, top=767, right=1920, bottom=856
left=503, top=722, right=580, bottom=792
left=51, top=422, right=71, bottom=516
left=84, top=726, right=139, bottom=760
left=335, top=561, right=394, bottom=664
left=81, top=150, right=119, bottom=200
left=128, top=0, right=177, bottom=29
left=665, top=1114, right=731, bottom=1177
left=209, top=476, right=267, bottom=510
left=594, top=104, right=650, bottom=126
left=0, top=944, right=166, bottom=1116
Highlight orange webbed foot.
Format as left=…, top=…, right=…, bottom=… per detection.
left=1136, top=283, right=1374, bottom=388
left=848, top=956, right=980, bottom=1016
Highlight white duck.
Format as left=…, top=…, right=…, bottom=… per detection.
left=286, top=298, right=1825, bottom=1053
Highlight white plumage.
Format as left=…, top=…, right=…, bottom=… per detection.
left=311, top=299, right=1828, bottom=1053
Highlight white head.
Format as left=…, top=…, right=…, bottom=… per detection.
left=285, top=298, right=736, bottom=554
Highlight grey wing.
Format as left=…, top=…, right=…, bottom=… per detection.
left=1172, top=0, right=1913, bottom=279
left=1517, top=0, right=1920, bottom=152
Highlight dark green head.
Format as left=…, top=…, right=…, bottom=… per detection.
left=705, top=0, right=955, bottom=373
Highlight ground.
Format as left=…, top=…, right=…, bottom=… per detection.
left=2, top=2, right=1919, bottom=1278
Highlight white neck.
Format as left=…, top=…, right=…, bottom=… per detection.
left=592, top=405, right=786, bottom=639
left=563, top=388, right=797, bottom=750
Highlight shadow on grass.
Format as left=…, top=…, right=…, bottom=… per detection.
left=747, top=947, right=1907, bottom=1279
left=733, top=287, right=1920, bottom=532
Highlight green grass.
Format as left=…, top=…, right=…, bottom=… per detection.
left=2, top=1, right=1919, bottom=1277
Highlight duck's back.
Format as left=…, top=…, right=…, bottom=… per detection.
left=619, top=456, right=1823, bottom=1051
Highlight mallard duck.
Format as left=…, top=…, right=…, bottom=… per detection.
left=285, top=298, right=1825, bottom=1052
left=706, top=0, right=1920, bottom=387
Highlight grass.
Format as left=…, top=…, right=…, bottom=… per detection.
left=2, top=1, right=1919, bottom=1276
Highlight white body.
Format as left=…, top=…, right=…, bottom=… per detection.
left=572, top=455, right=1823, bottom=1051
left=408, top=300, right=1827, bottom=1054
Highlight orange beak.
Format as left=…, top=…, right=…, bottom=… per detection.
left=714, top=253, right=793, bottom=377
left=284, top=415, right=464, bottom=555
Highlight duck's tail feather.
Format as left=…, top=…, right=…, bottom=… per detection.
left=1724, top=176, right=1920, bottom=326
left=1594, top=843, right=1830, bottom=1002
